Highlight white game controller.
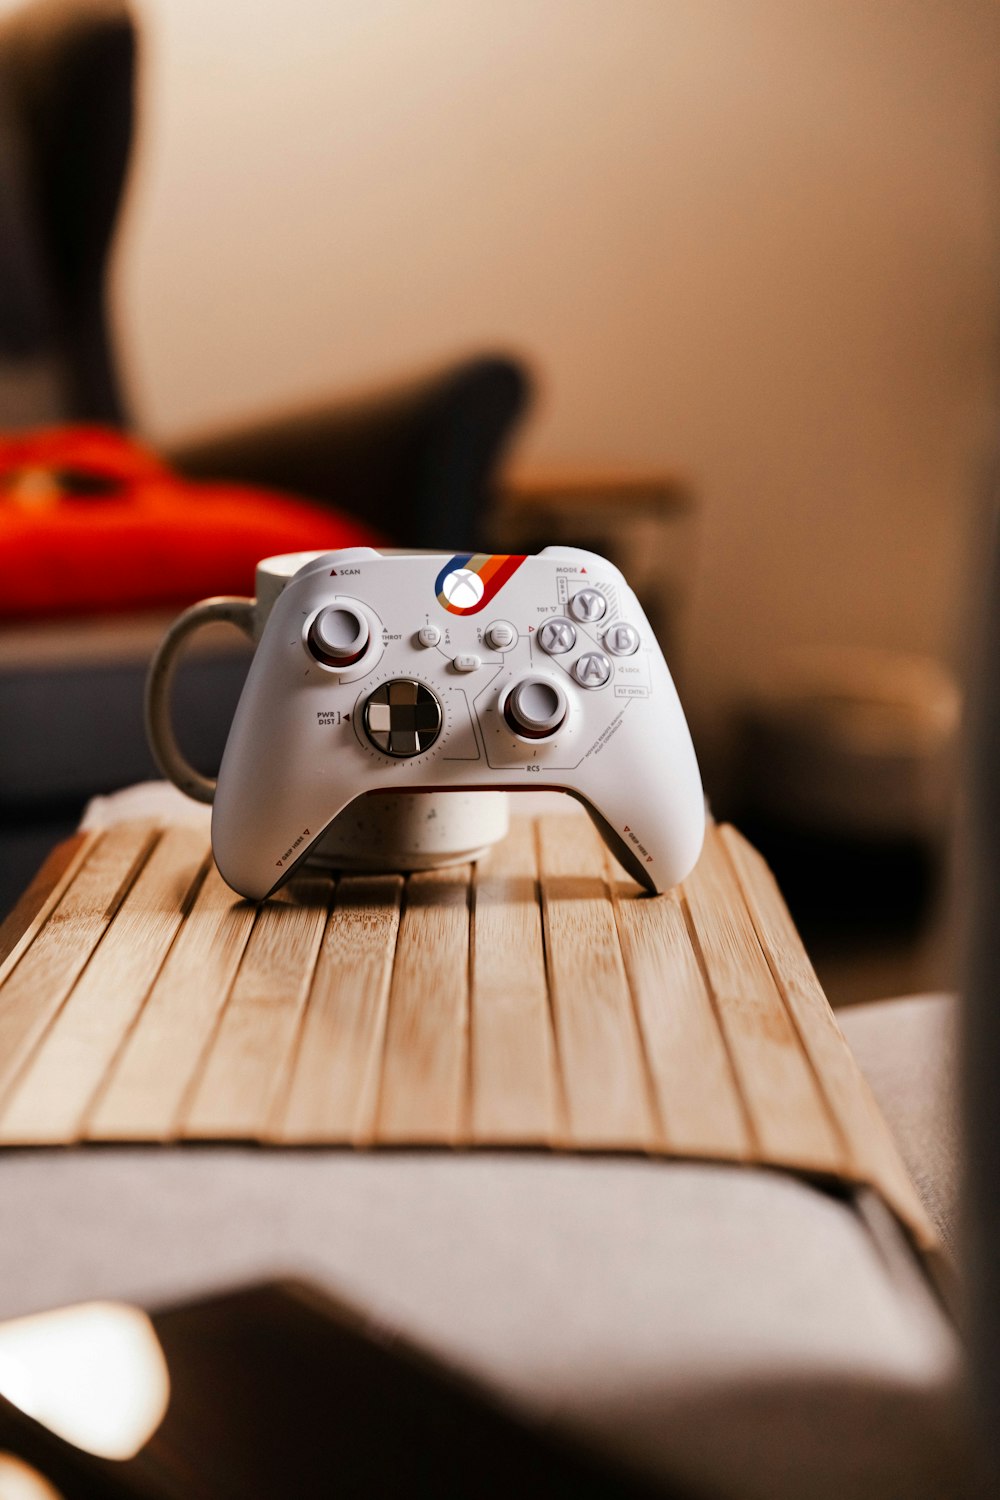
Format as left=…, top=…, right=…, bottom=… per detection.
left=211, top=546, right=705, bottom=900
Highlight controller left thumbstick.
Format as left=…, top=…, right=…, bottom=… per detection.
left=307, top=604, right=370, bottom=667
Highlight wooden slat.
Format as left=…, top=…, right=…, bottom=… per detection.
left=276, top=874, right=403, bottom=1144
left=181, top=868, right=333, bottom=1140
left=0, top=812, right=937, bottom=1256
left=610, top=865, right=750, bottom=1160
left=0, top=823, right=158, bottom=1103
left=376, top=865, right=471, bottom=1144
left=0, top=832, right=97, bottom=981
left=720, top=824, right=937, bottom=1248
left=470, top=817, right=559, bottom=1144
left=683, top=829, right=841, bottom=1173
left=537, top=814, right=656, bottom=1148
left=0, top=827, right=210, bottom=1144
left=85, top=865, right=257, bottom=1141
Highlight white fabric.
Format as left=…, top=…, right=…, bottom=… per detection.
left=840, top=993, right=960, bottom=1251
left=80, top=780, right=213, bottom=831
left=0, top=1151, right=964, bottom=1500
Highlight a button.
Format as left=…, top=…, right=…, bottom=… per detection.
left=307, top=604, right=370, bottom=666
left=363, top=679, right=442, bottom=757
left=417, top=625, right=441, bottom=648
left=485, top=620, right=516, bottom=650
left=453, top=653, right=481, bottom=672
left=569, top=588, right=607, bottom=624
left=604, top=621, right=640, bottom=656
left=537, top=617, right=576, bottom=655
left=572, top=651, right=612, bottom=688
left=503, top=676, right=568, bottom=739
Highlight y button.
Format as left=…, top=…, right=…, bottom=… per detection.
left=569, top=588, right=607, bottom=624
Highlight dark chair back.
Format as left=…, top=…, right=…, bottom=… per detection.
left=0, top=0, right=134, bottom=427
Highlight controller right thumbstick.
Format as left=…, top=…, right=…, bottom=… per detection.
left=504, top=676, right=568, bottom=739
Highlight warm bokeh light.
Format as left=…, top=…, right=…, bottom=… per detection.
left=0, top=1303, right=169, bottom=1462
left=0, top=1453, right=65, bottom=1500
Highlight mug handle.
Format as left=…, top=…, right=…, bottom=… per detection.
left=145, top=596, right=256, bottom=805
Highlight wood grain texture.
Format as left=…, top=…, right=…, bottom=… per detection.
left=682, top=829, right=842, bottom=1173
left=470, top=818, right=559, bottom=1143
left=85, top=863, right=257, bottom=1141
left=0, top=827, right=209, bottom=1144
left=0, top=823, right=158, bottom=1104
left=376, top=865, right=472, bottom=1144
left=0, top=832, right=96, bottom=981
left=0, top=814, right=937, bottom=1254
left=537, top=815, right=655, bottom=1148
left=610, top=866, right=750, bottom=1160
left=274, top=874, right=402, bottom=1144
left=181, top=868, right=334, bottom=1140
left=719, top=824, right=937, bottom=1249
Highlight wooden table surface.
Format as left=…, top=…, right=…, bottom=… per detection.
left=0, top=812, right=936, bottom=1255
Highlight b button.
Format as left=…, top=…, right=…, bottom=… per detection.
left=603, top=621, right=640, bottom=656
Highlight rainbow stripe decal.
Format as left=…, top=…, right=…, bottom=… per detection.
left=434, top=553, right=526, bottom=615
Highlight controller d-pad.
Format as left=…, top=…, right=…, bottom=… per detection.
left=363, top=679, right=442, bottom=757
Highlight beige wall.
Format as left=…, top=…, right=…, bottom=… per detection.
left=105, top=0, right=999, bottom=767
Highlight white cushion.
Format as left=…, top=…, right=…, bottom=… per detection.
left=840, top=993, right=959, bottom=1251
left=0, top=1149, right=963, bottom=1500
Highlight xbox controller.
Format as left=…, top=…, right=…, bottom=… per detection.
left=211, top=546, right=705, bottom=899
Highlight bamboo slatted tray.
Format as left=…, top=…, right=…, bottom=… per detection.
left=0, top=813, right=935, bottom=1252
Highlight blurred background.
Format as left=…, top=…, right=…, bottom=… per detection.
left=2, top=0, right=999, bottom=1002
left=118, top=0, right=1000, bottom=746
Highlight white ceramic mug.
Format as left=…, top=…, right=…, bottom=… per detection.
left=145, top=551, right=509, bottom=871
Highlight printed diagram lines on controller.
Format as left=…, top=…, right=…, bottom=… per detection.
left=345, top=667, right=486, bottom=768
left=210, top=547, right=705, bottom=899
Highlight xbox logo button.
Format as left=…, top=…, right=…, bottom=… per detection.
left=440, top=568, right=485, bottom=609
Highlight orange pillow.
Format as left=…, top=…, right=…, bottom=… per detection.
left=0, top=426, right=384, bottom=619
